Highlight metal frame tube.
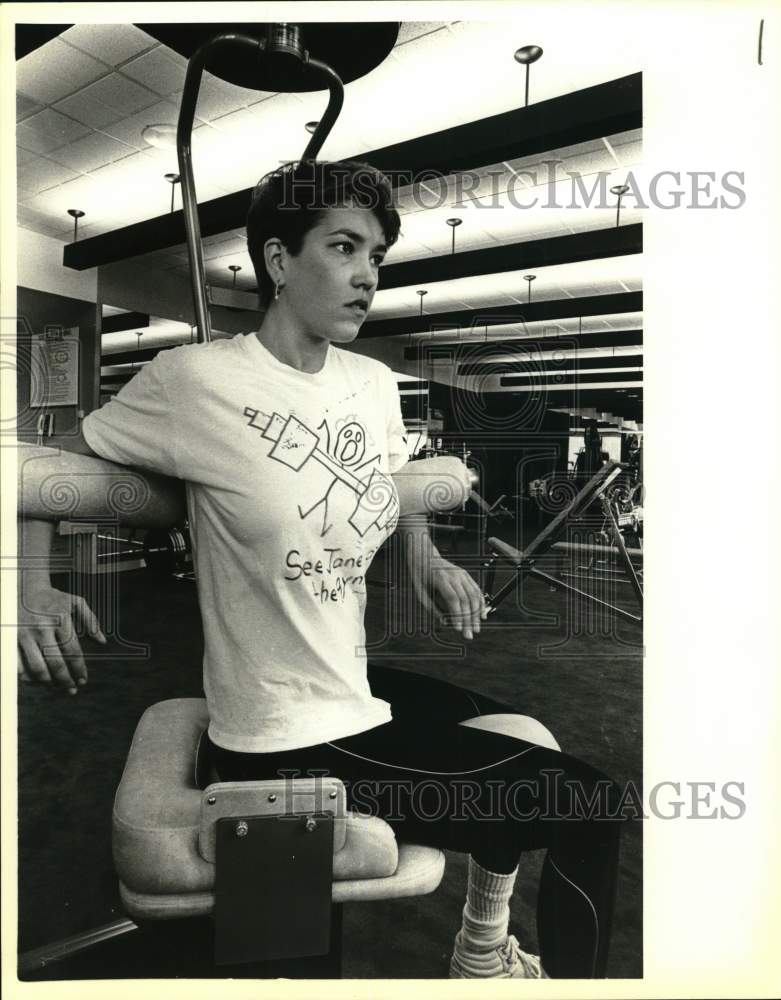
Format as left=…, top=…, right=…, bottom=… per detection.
left=177, top=33, right=346, bottom=343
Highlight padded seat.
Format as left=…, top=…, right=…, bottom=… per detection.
left=113, top=699, right=446, bottom=921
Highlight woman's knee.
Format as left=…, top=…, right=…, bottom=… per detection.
left=459, top=712, right=562, bottom=752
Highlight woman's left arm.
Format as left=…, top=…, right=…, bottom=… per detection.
left=395, top=513, right=486, bottom=641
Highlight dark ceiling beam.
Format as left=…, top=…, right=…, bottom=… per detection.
left=501, top=371, right=642, bottom=387
left=64, top=189, right=252, bottom=271
left=449, top=332, right=643, bottom=369
left=362, top=73, right=641, bottom=177
left=407, top=329, right=643, bottom=363
left=100, top=311, right=150, bottom=334
left=63, top=73, right=641, bottom=271
left=459, top=352, right=644, bottom=377
left=504, top=387, right=643, bottom=420
left=380, top=225, right=641, bottom=290
left=362, top=290, right=642, bottom=340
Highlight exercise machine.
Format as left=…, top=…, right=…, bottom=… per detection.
left=483, top=462, right=643, bottom=625
left=19, top=22, right=507, bottom=980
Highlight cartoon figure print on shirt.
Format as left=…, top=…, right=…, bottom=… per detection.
left=243, top=406, right=399, bottom=540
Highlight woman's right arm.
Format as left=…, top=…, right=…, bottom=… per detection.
left=18, top=435, right=186, bottom=525
left=17, top=435, right=186, bottom=694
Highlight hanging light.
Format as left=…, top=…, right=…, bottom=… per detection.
left=67, top=209, right=85, bottom=241
left=445, top=217, right=462, bottom=255
left=133, top=331, right=143, bottom=373
left=513, top=45, right=543, bottom=107
left=410, top=289, right=428, bottom=345
left=305, top=121, right=319, bottom=134
left=610, top=184, right=630, bottom=227
left=228, top=264, right=242, bottom=288
left=165, top=173, right=181, bottom=214
left=523, top=274, right=536, bottom=304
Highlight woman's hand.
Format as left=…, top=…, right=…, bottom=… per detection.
left=17, top=582, right=106, bottom=694
left=410, top=553, right=488, bottom=640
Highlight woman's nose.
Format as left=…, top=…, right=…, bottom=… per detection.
left=353, top=256, right=377, bottom=289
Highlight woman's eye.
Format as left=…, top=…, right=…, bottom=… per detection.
left=335, top=242, right=354, bottom=254
left=371, top=255, right=385, bottom=267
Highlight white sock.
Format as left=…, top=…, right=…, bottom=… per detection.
left=450, top=857, right=517, bottom=976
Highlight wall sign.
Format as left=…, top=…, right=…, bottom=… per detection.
left=30, top=326, right=80, bottom=408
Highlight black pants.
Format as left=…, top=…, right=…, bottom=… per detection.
left=206, top=664, right=623, bottom=978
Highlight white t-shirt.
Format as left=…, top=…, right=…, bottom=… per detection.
left=83, top=332, right=409, bottom=752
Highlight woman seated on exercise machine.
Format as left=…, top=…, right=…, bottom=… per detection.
left=17, top=159, right=623, bottom=980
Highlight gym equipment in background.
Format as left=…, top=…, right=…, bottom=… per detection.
left=143, top=523, right=194, bottom=581
left=483, top=462, right=643, bottom=624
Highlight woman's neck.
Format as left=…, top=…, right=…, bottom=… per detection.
left=255, top=305, right=329, bottom=374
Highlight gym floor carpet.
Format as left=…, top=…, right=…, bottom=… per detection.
left=17, top=536, right=642, bottom=979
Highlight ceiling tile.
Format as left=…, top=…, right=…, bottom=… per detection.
left=17, top=156, right=81, bottom=195
left=16, top=124, right=65, bottom=156
left=17, top=146, right=37, bottom=168
left=120, top=48, right=187, bottom=97
left=176, top=80, right=251, bottom=123
left=21, top=107, right=92, bottom=143
left=396, top=22, right=450, bottom=45
left=60, top=24, right=157, bottom=67
left=53, top=89, right=126, bottom=130
left=18, top=204, right=72, bottom=239
left=42, top=38, right=110, bottom=88
left=29, top=173, right=114, bottom=219
left=85, top=73, right=161, bottom=114
left=16, top=64, right=76, bottom=106
left=16, top=92, right=43, bottom=122
left=47, top=132, right=137, bottom=173
left=17, top=38, right=110, bottom=104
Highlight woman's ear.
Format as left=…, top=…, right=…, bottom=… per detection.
left=263, top=237, right=286, bottom=286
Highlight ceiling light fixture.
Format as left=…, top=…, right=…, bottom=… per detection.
left=305, top=121, right=319, bottom=134
left=142, top=124, right=178, bottom=150
left=67, top=208, right=85, bottom=242
left=610, top=184, right=630, bottom=227
left=164, top=173, right=181, bottom=214
left=410, top=289, right=428, bottom=344
left=523, top=274, right=537, bottom=304
left=228, top=264, right=242, bottom=288
left=445, top=217, right=462, bottom=255
left=514, top=45, right=543, bottom=107
left=133, top=330, right=143, bottom=373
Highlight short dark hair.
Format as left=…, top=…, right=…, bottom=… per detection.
left=246, top=159, right=401, bottom=306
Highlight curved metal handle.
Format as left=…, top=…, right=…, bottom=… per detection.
left=177, top=33, right=346, bottom=343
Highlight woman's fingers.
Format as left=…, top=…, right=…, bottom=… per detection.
left=18, top=636, right=51, bottom=684
left=39, top=627, right=79, bottom=691
left=435, top=568, right=482, bottom=639
left=56, top=624, right=88, bottom=691
left=72, top=594, right=107, bottom=645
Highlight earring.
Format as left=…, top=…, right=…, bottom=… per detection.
left=274, top=281, right=283, bottom=301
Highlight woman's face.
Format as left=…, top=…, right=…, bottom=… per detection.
left=277, top=204, right=388, bottom=345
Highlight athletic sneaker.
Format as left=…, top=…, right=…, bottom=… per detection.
left=449, top=932, right=549, bottom=979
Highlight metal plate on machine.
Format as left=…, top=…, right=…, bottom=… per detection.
left=214, top=813, right=334, bottom=966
